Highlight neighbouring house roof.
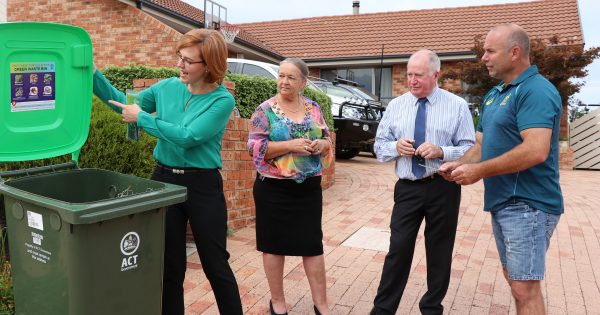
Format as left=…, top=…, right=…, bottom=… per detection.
left=144, top=0, right=282, bottom=57
left=236, top=0, right=584, bottom=61
left=147, top=0, right=205, bottom=23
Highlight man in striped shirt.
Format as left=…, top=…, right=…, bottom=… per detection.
left=371, top=49, right=475, bottom=315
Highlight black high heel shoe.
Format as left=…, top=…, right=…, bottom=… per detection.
left=314, top=305, right=322, bottom=315
left=269, top=300, right=288, bottom=315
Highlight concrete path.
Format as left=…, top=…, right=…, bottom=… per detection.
left=184, top=154, right=600, bottom=314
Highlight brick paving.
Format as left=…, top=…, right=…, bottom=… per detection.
left=184, top=154, right=600, bottom=315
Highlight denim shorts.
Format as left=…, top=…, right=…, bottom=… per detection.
left=491, top=202, right=561, bottom=281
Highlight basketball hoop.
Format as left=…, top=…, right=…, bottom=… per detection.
left=219, top=25, right=239, bottom=44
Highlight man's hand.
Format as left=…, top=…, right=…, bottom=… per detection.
left=396, top=138, right=416, bottom=157
left=415, top=142, right=443, bottom=159
left=438, top=161, right=461, bottom=181
left=449, top=163, right=483, bottom=185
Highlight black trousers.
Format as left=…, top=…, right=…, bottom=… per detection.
left=152, top=166, right=243, bottom=315
left=373, top=176, right=461, bottom=315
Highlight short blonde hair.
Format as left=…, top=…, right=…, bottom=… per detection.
left=176, top=29, right=228, bottom=83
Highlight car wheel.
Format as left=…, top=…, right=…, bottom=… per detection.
left=336, top=148, right=360, bottom=159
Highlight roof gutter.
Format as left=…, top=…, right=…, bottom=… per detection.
left=304, top=51, right=476, bottom=67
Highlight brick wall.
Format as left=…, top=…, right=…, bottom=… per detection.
left=392, top=63, right=408, bottom=96
left=8, top=0, right=182, bottom=68
left=133, top=78, right=335, bottom=233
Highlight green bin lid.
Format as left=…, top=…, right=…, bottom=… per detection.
left=0, top=22, right=93, bottom=163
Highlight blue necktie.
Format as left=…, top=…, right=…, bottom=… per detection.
left=412, top=98, right=428, bottom=178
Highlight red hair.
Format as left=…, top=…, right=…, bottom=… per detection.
left=176, top=29, right=228, bottom=83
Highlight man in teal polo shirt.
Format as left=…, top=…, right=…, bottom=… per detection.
left=440, top=23, right=563, bottom=315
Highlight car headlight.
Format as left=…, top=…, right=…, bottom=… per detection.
left=331, top=103, right=340, bottom=116
left=341, top=106, right=362, bottom=119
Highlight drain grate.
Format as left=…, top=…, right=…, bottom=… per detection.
left=341, top=226, right=390, bottom=252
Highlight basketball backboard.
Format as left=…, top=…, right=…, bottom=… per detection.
left=204, top=0, right=227, bottom=29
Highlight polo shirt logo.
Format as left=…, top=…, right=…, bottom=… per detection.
left=499, top=93, right=511, bottom=106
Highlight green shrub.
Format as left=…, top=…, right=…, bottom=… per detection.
left=101, top=65, right=179, bottom=92
left=0, top=226, right=13, bottom=314
left=472, top=115, right=480, bottom=130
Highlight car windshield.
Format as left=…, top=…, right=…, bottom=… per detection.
left=349, top=86, right=377, bottom=101
left=324, top=85, right=356, bottom=99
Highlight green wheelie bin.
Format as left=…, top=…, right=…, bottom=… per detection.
left=0, top=22, right=187, bottom=315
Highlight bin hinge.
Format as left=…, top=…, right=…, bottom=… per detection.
left=0, top=161, right=78, bottom=182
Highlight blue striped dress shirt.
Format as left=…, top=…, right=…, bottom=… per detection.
left=375, top=87, right=476, bottom=180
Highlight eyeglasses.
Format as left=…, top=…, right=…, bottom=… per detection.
left=176, top=52, right=204, bottom=67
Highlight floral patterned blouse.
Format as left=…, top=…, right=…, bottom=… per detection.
left=247, top=96, right=333, bottom=183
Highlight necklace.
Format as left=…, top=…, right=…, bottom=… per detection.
left=278, top=95, right=303, bottom=114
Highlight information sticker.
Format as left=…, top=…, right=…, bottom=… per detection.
left=10, top=62, right=56, bottom=112
left=27, top=211, right=44, bottom=231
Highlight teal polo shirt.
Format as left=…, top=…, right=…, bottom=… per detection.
left=477, top=65, right=564, bottom=215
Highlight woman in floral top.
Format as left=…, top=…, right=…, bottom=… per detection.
left=247, top=58, right=332, bottom=315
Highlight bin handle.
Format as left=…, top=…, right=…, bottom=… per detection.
left=0, top=161, right=78, bottom=182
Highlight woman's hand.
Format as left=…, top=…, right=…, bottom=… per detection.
left=109, top=100, right=141, bottom=123
left=289, top=138, right=314, bottom=156
left=309, top=139, right=329, bottom=156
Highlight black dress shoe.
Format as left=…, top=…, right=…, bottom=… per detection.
left=269, top=300, right=288, bottom=315
left=314, top=305, right=322, bottom=315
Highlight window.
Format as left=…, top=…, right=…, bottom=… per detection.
left=241, top=64, right=275, bottom=79
left=320, top=66, right=392, bottom=104
left=227, top=62, right=236, bottom=72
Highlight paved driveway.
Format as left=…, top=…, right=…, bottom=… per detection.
left=184, top=154, right=600, bottom=314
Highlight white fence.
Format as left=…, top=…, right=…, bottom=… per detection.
left=570, top=108, right=600, bottom=170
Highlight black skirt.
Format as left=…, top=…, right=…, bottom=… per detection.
left=253, top=174, right=324, bottom=256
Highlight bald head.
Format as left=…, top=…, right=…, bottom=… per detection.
left=489, top=23, right=530, bottom=58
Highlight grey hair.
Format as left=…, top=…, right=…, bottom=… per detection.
left=493, top=23, right=530, bottom=57
left=409, top=49, right=441, bottom=74
left=280, top=58, right=309, bottom=79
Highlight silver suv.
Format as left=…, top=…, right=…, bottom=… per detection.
left=226, top=58, right=322, bottom=91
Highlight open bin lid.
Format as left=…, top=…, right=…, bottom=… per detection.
left=0, top=22, right=93, bottom=163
